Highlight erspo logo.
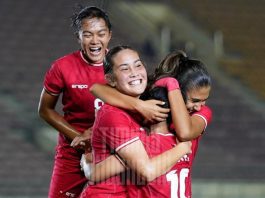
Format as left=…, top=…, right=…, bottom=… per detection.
left=71, top=84, right=88, bottom=89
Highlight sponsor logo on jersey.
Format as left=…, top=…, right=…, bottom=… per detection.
left=71, top=84, right=88, bottom=89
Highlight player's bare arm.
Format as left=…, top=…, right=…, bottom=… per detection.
left=71, top=127, right=92, bottom=150
left=90, top=83, right=170, bottom=123
left=155, top=76, right=207, bottom=141
left=168, top=89, right=192, bottom=141
left=38, top=88, right=81, bottom=140
left=81, top=154, right=125, bottom=183
left=169, top=90, right=210, bottom=141
left=117, top=139, right=191, bottom=182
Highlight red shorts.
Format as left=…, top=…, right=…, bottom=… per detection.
left=48, top=143, right=87, bottom=198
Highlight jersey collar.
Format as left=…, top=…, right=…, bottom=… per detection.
left=79, top=51, right=103, bottom=67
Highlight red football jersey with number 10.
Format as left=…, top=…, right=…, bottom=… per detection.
left=126, top=105, right=212, bottom=198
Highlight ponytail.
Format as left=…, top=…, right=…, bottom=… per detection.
left=148, top=50, right=211, bottom=102
left=152, top=50, right=187, bottom=81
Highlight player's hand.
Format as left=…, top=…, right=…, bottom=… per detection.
left=136, top=99, right=170, bottom=124
left=80, top=153, right=93, bottom=179
left=80, top=153, right=93, bottom=170
left=154, top=77, right=180, bottom=91
left=71, top=127, right=92, bottom=151
left=80, top=154, right=86, bottom=171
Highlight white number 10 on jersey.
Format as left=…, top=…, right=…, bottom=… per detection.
left=166, top=168, right=189, bottom=198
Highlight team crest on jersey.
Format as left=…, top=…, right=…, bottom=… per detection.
left=71, top=84, right=88, bottom=89
left=94, top=98, right=104, bottom=110
left=94, top=98, right=104, bottom=117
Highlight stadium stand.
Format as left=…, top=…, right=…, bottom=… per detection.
left=0, top=98, right=52, bottom=197
left=173, top=0, right=265, bottom=100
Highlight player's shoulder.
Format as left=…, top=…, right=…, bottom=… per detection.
left=201, top=105, right=212, bottom=112
left=53, top=51, right=80, bottom=67
left=192, top=105, right=212, bottom=124
left=94, top=104, right=139, bottom=131
left=192, top=105, right=212, bottom=115
left=58, top=51, right=80, bottom=61
left=97, top=104, right=133, bottom=122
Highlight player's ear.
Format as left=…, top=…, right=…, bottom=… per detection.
left=77, top=31, right=81, bottom=43
left=107, top=30, right=112, bottom=42
left=105, top=74, right=116, bottom=87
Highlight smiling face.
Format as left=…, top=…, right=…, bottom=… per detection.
left=107, top=49, right=147, bottom=98
left=186, top=86, right=211, bottom=113
left=78, top=17, right=112, bottom=63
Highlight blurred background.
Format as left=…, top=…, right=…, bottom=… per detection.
left=0, top=0, right=265, bottom=197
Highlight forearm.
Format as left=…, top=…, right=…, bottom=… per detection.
left=119, top=140, right=189, bottom=182
left=144, top=144, right=188, bottom=182
left=39, top=109, right=80, bottom=140
left=168, top=90, right=193, bottom=141
left=90, top=84, right=139, bottom=111
left=85, top=156, right=125, bottom=182
left=91, top=84, right=170, bottom=123
left=38, top=89, right=81, bottom=140
left=169, top=90, right=207, bottom=140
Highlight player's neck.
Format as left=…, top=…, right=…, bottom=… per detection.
left=81, top=50, right=103, bottom=64
left=150, top=121, right=169, bottom=134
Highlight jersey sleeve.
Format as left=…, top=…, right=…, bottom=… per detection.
left=43, top=61, right=64, bottom=96
left=98, top=109, right=140, bottom=152
left=192, top=105, right=212, bottom=130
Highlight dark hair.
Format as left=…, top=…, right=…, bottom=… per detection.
left=71, top=6, right=111, bottom=37
left=140, top=86, right=172, bottom=125
left=103, top=45, right=136, bottom=75
left=150, top=50, right=211, bottom=102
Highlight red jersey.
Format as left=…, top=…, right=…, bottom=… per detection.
left=44, top=50, right=105, bottom=142
left=80, top=104, right=143, bottom=197
left=188, top=105, right=213, bottom=197
left=127, top=133, right=191, bottom=198
left=127, top=105, right=212, bottom=198
left=189, top=105, right=212, bottom=163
